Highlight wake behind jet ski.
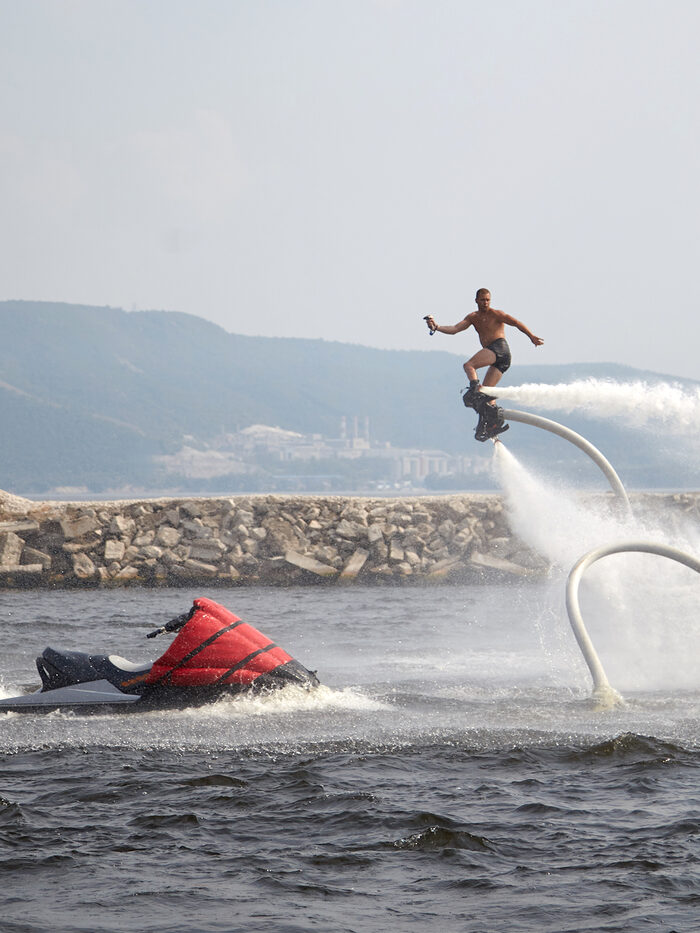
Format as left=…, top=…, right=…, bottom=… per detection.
left=0, top=597, right=319, bottom=714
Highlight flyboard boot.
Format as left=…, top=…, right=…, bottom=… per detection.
left=474, top=403, right=509, bottom=442
left=462, top=380, right=486, bottom=411
left=462, top=381, right=509, bottom=442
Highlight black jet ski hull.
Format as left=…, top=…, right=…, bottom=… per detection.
left=0, top=599, right=319, bottom=714
left=0, top=661, right=319, bottom=714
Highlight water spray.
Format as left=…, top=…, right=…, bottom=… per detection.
left=565, top=541, right=700, bottom=708
left=482, top=379, right=700, bottom=436
left=499, top=408, right=631, bottom=514
left=486, top=385, right=699, bottom=705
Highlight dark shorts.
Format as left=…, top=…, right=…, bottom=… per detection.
left=487, top=338, right=511, bottom=374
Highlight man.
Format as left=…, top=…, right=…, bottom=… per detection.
left=424, top=288, right=543, bottom=440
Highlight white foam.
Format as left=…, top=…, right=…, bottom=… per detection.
left=178, top=683, right=389, bottom=719
left=0, top=680, right=20, bottom=701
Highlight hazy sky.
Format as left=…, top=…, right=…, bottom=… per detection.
left=2, top=0, right=699, bottom=379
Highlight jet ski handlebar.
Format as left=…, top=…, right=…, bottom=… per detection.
left=146, top=607, right=196, bottom=639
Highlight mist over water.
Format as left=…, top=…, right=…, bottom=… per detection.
left=492, top=424, right=700, bottom=692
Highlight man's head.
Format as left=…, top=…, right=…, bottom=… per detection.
left=475, top=288, right=491, bottom=311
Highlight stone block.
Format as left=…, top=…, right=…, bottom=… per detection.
left=61, top=515, right=100, bottom=540
left=22, top=546, right=52, bottom=570
left=109, top=515, right=136, bottom=537
left=104, top=539, right=126, bottom=562
left=0, top=563, right=43, bottom=577
left=182, top=518, right=211, bottom=538
left=264, top=517, right=299, bottom=554
left=335, top=519, right=361, bottom=539
left=469, top=551, right=535, bottom=578
left=437, top=519, right=456, bottom=540
left=188, top=541, right=226, bottom=561
left=427, top=557, right=463, bottom=579
left=0, top=532, right=24, bottom=567
left=0, top=520, right=39, bottom=534
left=133, top=531, right=156, bottom=547
left=156, top=525, right=182, bottom=548
left=285, top=550, right=338, bottom=578
left=404, top=549, right=421, bottom=567
left=339, top=548, right=369, bottom=581
left=169, top=559, right=219, bottom=580
left=114, top=565, right=140, bottom=582
left=72, top=552, right=97, bottom=580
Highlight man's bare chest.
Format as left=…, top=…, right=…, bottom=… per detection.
left=471, top=313, right=504, bottom=339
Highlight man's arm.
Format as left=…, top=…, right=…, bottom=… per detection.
left=424, top=314, right=472, bottom=336
left=499, top=311, right=544, bottom=347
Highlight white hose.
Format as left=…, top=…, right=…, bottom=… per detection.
left=566, top=541, right=700, bottom=707
left=501, top=408, right=631, bottom=514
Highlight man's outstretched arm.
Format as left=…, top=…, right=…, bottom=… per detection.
left=424, top=315, right=472, bottom=335
left=500, top=312, right=544, bottom=346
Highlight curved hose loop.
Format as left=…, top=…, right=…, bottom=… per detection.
left=566, top=541, right=700, bottom=708
left=499, top=408, right=632, bottom=516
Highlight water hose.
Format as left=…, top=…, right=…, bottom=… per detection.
left=566, top=541, right=700, bottom=707
left=500, top=408, right=632, bottom=515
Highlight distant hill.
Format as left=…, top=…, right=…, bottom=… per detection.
left=1, top=300, right=697, bottom=493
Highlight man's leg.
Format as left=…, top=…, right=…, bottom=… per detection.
left=463, top=352, right=502, bottom=411
left=482, top=365, right=503, bottom=388
left=474, top=364, right=508, bottom=440
left=463, top=348, right=496, bottom=383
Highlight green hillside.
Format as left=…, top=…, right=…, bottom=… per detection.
left=0, top=300, right=697, bottom=493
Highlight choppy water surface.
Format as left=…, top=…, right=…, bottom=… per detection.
left=1, top=583, right=698, bottom=932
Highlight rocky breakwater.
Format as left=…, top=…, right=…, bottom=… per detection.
left=0, top=490, right=552, bottom=588
left=2, top=489, right=696, bottom=589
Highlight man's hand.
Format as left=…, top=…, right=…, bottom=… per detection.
left=531, top=335, right=544, bottom=347
left=424, top=315, right=437, bottom=334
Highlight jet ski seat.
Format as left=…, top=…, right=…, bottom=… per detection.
left=37, top=647, right=153, bottom=693
left=107, top=655, right=152, bottom=673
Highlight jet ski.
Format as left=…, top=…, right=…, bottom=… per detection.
left=0, top=597, right=319, bottom=713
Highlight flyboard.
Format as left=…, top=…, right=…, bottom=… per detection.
left=462, top=383, right=509, bottom=442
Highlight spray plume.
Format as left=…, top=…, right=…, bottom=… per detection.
left=482, top=379, right=700, bottom=434
left=491, top=442, right=700, bottom=690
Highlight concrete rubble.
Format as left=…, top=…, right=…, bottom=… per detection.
left=0, top=489, right=696, bottom=588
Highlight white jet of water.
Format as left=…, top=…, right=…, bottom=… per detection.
left=482, top=379, right=700, bottom=434
left=492, top=443, right=700, bottom=691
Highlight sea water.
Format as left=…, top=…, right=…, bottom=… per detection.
left=0, top=574, right=698, bottom=932
left=1, top=380, right=699, bottom=932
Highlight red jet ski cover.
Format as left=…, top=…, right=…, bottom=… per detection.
left=146, top=597, right=294, bottom=687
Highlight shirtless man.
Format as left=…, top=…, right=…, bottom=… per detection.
left=425, top=288, right=543, bottom=401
